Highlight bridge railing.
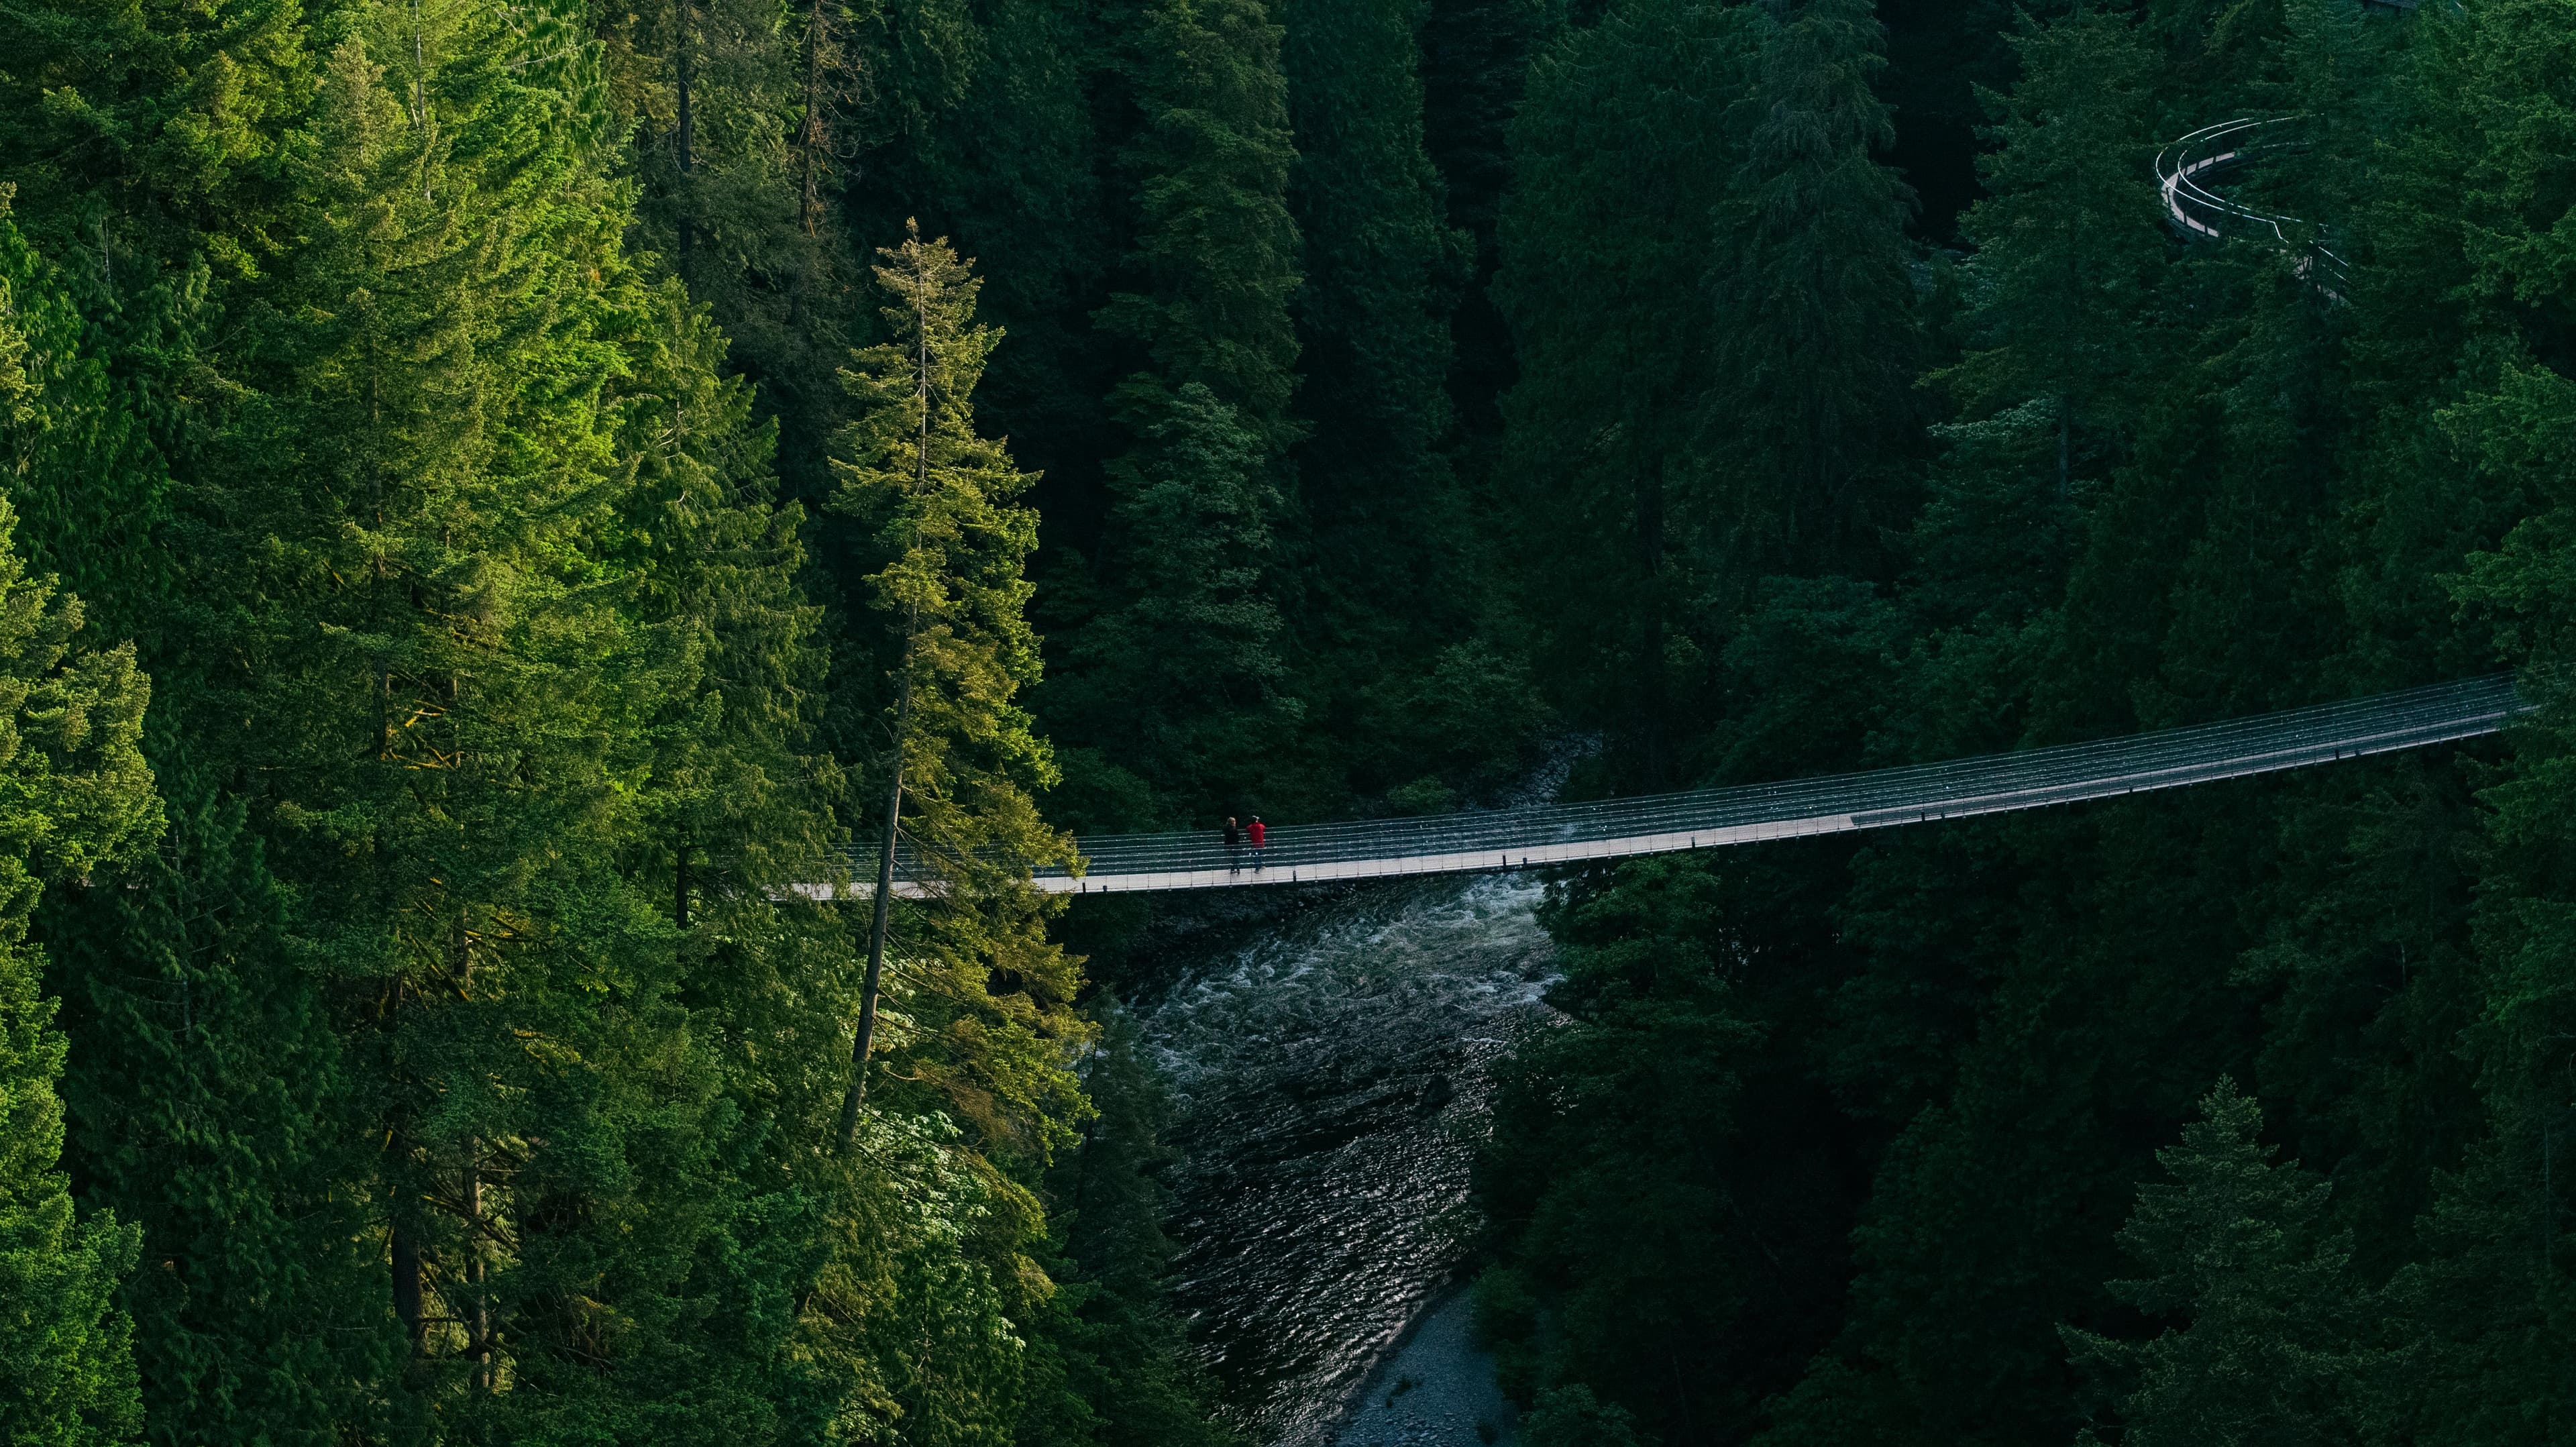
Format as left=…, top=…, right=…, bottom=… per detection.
left=856, top=675, right=2520, bottom=887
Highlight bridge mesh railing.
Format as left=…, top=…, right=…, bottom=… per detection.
left=857, top=675, right=2521, bottom=887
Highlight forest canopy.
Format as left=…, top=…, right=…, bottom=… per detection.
left=2, top=0, right=2574, bottom=1444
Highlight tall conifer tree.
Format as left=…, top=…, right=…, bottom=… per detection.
left=2061, top=1080, right=2381, bottom=1444
left=1493, top=0, right=1756, bottom=779
left=0, top=221, right=160, bottom=1443
left=1053, top=381, right=1296, bottom=814
left=1943, top=8, right=2170, bottom=496
left=1, top=50, right=398, bottom=1444
left=1705, top=0, right=1918, bottom=575
left=607, top=0, right=859, bottom=502
left=1281, top=0, right=1489, bottom=796
left=47, top=763, right=394, bottom=1447
left=164, top=9, right=835, bottom=1430
left=1017, top=1006, right=1235, bottom=1447
left=829, top=223, right=1088, bottom=1177
left=1043, top=0, right=1308, bottom=820
left=1097, top=0, right=1302, bottom=453
left=1283, top=0, right=1470, bottom=639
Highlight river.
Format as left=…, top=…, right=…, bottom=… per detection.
left=1122, top=871, right=1560, bottom=1446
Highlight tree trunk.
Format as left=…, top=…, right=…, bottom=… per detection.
left=391, top=1222, right=424, bottom=1352
left=1635, top=467, right=1668, bottom=788
left=2059, top=392, right=2072, bottom=498
left=798, top=0, right=827, bottom=237
left=834, top=672, right=912, bottom=1155
left=465, top=1150, right=490, bottom=1389
left=675, top=0, right=696, bottom=275
left=834, top=252, right=936, bottom=1156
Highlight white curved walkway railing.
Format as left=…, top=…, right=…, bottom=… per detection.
left=2157, top=117, right=2349, bottom=291
left=802, top=675, right=2526, bottom=899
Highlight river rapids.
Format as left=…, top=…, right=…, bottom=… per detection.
left=1124, top=871, right=1560, bottom=1445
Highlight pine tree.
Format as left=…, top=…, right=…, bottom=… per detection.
left=1704, top=0, right=1919, bottom=576
left=1282, top=0, right=1497, bottom=798
left=1519, top=1385, right=1644, bottom=1447
left=1941, top=7, right=2170, bottom=496
left=1492, top=0, right=1758, bottom=780
left=1097, top=0, right=1303, bottom=455
left=616, top=269, right=846, bottom=1002
left=0, top=194, right=172, bottom=641
left=604, top=0, right=859, bottom=504
left=813, top=227, right=1096, bottom=1447
left=0, top=0, right=315, bottom=292
left=46, top=763, right=394, bottom=1447
left=3, top=91, right=387, bottom=1447
left=171, top=11, right=817, bottom=1431
left=828, top=223, right=1088, bottom=1175
left=2406, top=13, right=2576, bottom=1423
left=1283, top=0, right=1470, bottom=637
left=2062, top=1079, right=2381, bottom=1446
left=1049, top=381, right=1296, bottom=820
left=1041, top=0, right=1307, bottom=820
left=1470, top=853, right=1803, bottom=1444
left=0, top=232, right=162, bottom=1442
left=1018, top=1006, right=1236, bottom=1447
left=843, top=0, right=1110, bottom=480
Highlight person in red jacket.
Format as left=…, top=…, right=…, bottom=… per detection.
left=1247, top=816, right=1267, bottom=871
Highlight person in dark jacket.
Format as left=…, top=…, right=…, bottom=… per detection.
left=1222, top=816, right=1242, bottom=873
left=1248, top=816, right=1266, bottom=871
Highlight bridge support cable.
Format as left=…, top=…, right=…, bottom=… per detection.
left=791, top=674, right=2526, bottom=899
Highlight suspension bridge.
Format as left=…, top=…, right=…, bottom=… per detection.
left=803, top=675, right=2530, bottom=899
left=810, top=103, right=2489, bottom=902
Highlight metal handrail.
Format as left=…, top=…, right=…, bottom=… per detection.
left=2156, top=116, right=2349, bottom=290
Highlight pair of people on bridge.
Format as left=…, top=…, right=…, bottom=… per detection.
left=1222, top=816, right=1266, bottom=873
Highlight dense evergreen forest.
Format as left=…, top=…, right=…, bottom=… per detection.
left=3, top=0, right=2574, bottom=1440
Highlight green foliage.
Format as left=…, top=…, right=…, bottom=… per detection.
left=1491, top=0, right=1759, bottom=771
left=1283, top=0, right=1474, bottom=667
left=0, top=0, right=315, bottom=295
left=1474, top=851, right=1858, bottom=1444
left=53, top=0, right=2576, bottom=1444
left=1704, top=0, right=1920, bottom=575
left=0, top=0, right=1472, bottom=1430
left=1033, top=0, right=1316, bottom=824
left=1361, top=639, right=1550, bottom=792
left=1047, top=381, right=1296, bottom=822
left=2061, top=1079, right=2381, bottom=1446
left=1097, top=0, right=1302, bottom=455
left=1941, top=7, right=2171, bottom=496
left=832, top=225, right=1088, bottom=1167
left=0, top=219, right=160, bottom=1444
left=48, top=766, right=396, bottom=1446
left=1, top=926, right=142, bottom=1447
left=0, top=198, right=171, bottom=637
left=868, top=0, right=1110, bottom=496
left=1519, top=1385, right=1644, bottom=1447
left=1018, top=1008, right=1236, bottom=1447
left=1476, top=5, right=2576, bottom=1447
left=597, top=0, right=862, bottom=507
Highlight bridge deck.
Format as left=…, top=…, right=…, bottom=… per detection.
left=802, top=676, right=2525, bottom=899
